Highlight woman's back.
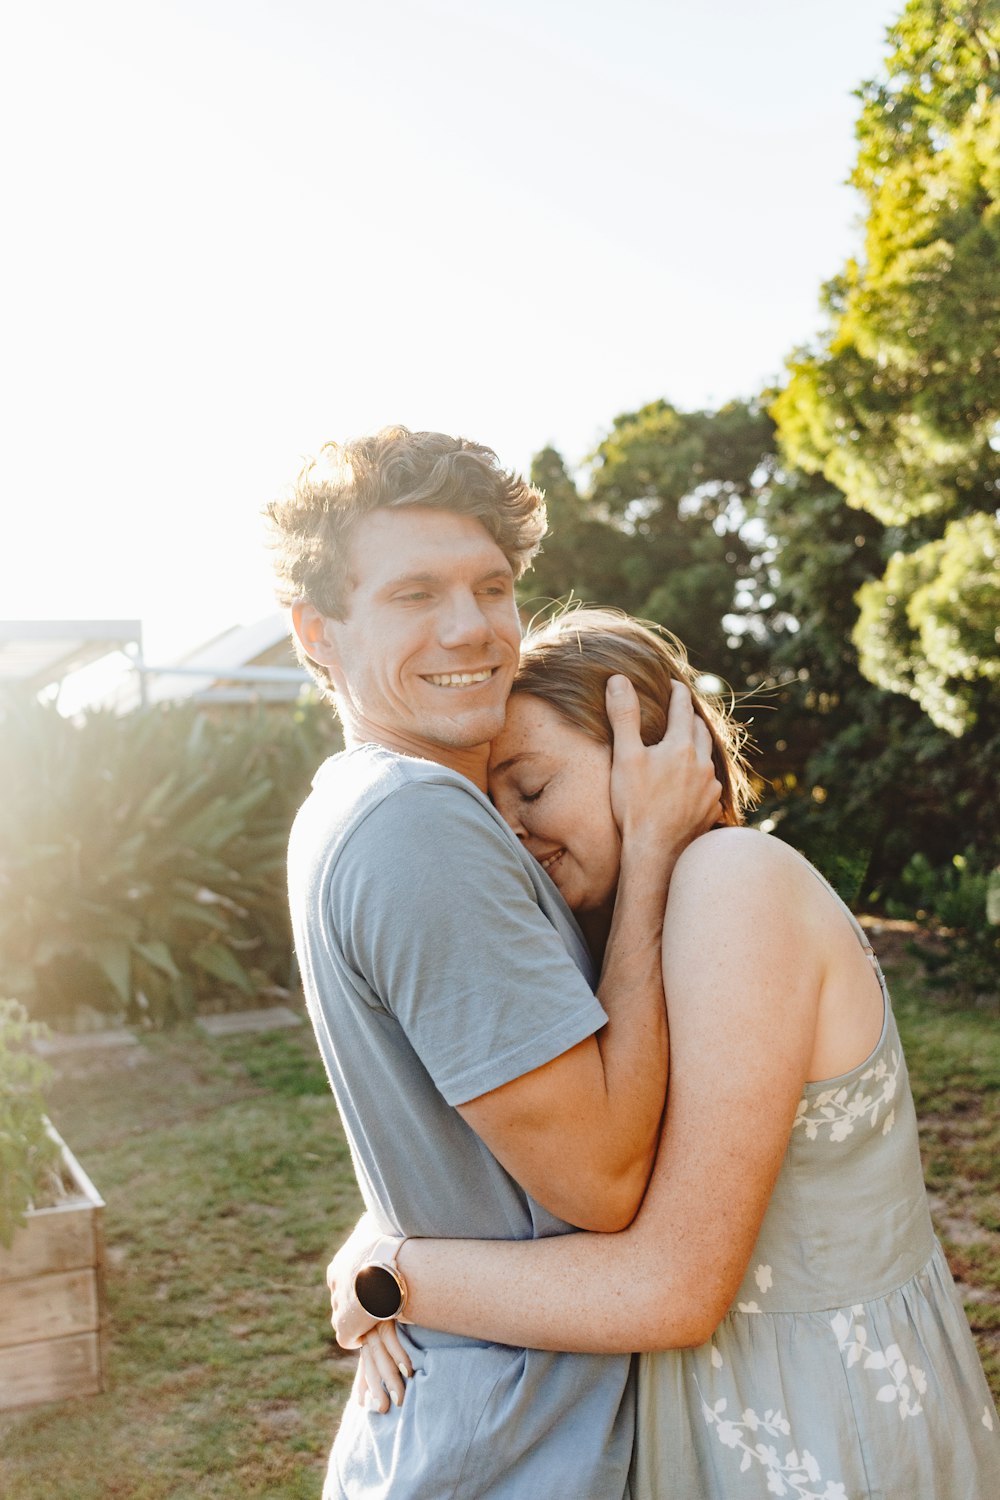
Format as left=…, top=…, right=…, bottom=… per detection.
left=632, top=887, right=1000, bottom=1500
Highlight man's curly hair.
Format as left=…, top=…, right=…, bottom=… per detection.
left=266, top=426, right=546, bottom=616
left=264, top=427, right=546, bottom=699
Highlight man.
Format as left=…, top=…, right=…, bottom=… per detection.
left=265, top=427, right=719, bottom=1499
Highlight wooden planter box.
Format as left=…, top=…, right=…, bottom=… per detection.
left=0, top=1131, right=106, bottom=1411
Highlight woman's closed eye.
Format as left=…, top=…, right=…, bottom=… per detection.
left=520, top=784, right=546, bottom=804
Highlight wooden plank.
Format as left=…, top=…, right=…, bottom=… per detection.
left=0, top=1331, right=102, bottom=1410
left=0, top=1125, right=104, bottom=1282
left=93, top=1202, right=108, bottom=1391
left=54, top=1131, right=104, bottom=1211
left=0, top=1204, right=96, bottom=1282
left=0, top=1269, right=98, bottom=1350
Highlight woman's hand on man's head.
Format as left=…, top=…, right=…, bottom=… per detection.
left=607, top=676, right=722, bottom=860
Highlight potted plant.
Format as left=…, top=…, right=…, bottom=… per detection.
left=0, top=999, right=106, bottom=1410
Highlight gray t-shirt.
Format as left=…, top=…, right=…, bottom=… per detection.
left=288, top=744, right=634, bottom=1500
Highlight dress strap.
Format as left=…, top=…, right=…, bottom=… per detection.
left=787, top=848, right=887, bottom=990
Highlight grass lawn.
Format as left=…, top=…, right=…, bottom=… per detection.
left=0, top=1024, right=358, bottom=1499
left=1, top=945, right=998, bottom=1498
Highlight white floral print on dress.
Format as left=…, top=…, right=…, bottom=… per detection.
left=735, top=1264, right=774, bottom=1315
left=792, top=1052, right=901, bottom=1141
left=830, top=1306, right=926, bottom=1420
left=696, top=1362, right=850, bottom=1500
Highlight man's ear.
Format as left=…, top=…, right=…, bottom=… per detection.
left=291, top=601, right=340, bottom=671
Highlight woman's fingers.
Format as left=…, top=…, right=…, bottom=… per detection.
left=662, top=679, right=696, bottom=741
left=359, top=1326, right=408, bottom=1411
left=605, top=674, right=644, bottom=757
left=377, top=1319, right=413, bottom=1379
left=359, top=1343, right=390, bottom=1413
left=608, top=670, right=723, bottom=854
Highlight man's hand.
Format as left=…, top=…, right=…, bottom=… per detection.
left=327, top=1213, right=383, bottom=1350
left=607, top=675, right=722, bottom=865
left=328, top=1217, right=415, bottom=1414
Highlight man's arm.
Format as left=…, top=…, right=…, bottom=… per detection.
left=333, top=831, right=819, bottom=1364
left=458, top=679, right=721, bottom=1232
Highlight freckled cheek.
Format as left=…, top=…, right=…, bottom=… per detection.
left=521, top=810, right=545, bottom=842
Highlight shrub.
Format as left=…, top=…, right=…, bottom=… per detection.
left=890, top=851, right=1000, bottom=1004
left=0, top=999, right=63, bottom=1248
left=0, top=693, right=340, bottom=1028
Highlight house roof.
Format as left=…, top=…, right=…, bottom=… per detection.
left=142, top=613, right=308, bottom=704
left=0, top=616, right=311, bottom=710
left=0, top=620, right=143, bottom=691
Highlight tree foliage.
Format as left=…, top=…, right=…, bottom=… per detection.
left=528, top=400, right=776, bottom=689
left=772, top=0, right=1000, bottom=733
left=854, top=510, right=1000, bottom=733
left=526, top=388, right=1000, bottom=910
left=748, top=461, right=1000, bottom=900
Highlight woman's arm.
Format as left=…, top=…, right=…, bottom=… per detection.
left=337, top=830, right=828, bottom=1354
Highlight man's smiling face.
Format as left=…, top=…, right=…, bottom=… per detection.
left=299, top=505, right=522, bottom=780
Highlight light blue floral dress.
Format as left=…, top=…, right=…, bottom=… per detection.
left=631, top=887, right=1000, bottom=1500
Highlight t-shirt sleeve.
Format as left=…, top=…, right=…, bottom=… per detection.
left=329, top=780, right=608, bottom=1106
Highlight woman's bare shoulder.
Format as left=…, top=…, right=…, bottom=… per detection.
left=667, top=829, right=820, bottom=943
left=665, top=828, right=827, bottom=998
left=672, top=825, right=807, bottom=884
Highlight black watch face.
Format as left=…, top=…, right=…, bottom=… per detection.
left=355, top=1264, right=402, bottom=1319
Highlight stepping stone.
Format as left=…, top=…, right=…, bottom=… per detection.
left=196, top=1006, right=304, bottom=1036
left=35, top=1029, right=139, bottom=1056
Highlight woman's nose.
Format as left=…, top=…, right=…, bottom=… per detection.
left=494, top=798, right=526, bottom=840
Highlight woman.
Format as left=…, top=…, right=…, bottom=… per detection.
left=332, top=608, right=1000, bottom=1499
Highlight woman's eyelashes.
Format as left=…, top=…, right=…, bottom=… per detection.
left=520, top=785, right=546, bottom=804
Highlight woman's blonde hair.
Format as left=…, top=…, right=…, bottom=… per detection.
left=513, top=608, right=755, bottom=826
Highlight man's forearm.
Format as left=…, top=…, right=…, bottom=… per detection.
left=454, top=845, right=671, bottom=1234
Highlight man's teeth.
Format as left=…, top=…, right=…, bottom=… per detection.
left=541, top=851, right=563, bottom=871
left=425, top=670, right=494, bottom=687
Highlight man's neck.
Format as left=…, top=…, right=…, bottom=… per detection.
left=341, top=718, right=490, bottom=792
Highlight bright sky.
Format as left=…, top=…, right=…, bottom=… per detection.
left=3, top=0, right=901, bottom=665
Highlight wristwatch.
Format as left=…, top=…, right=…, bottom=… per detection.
left=353, top=1235, right=408, bottom=1321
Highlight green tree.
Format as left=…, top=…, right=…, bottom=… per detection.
left=528, top=400, right=777, bottom=688
left=853, top=511, right=1000, bottom=734
left=525, top=384, right=999, bottom=903
left=749, top=464, right=1000, bottom=898
left=773, top=0, right=1000, bottom=733
left=525, top=446, right=634, bottom=617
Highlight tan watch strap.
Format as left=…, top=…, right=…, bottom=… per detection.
left=354, top=1234, right=408, bottom=1321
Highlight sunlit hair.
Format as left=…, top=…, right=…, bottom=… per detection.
left=513, top=607, right=755, bottom=825
left=264, top=426, right=547, bottom=699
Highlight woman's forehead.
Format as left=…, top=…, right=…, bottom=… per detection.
left=489, top=695, right=559, bottom=768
